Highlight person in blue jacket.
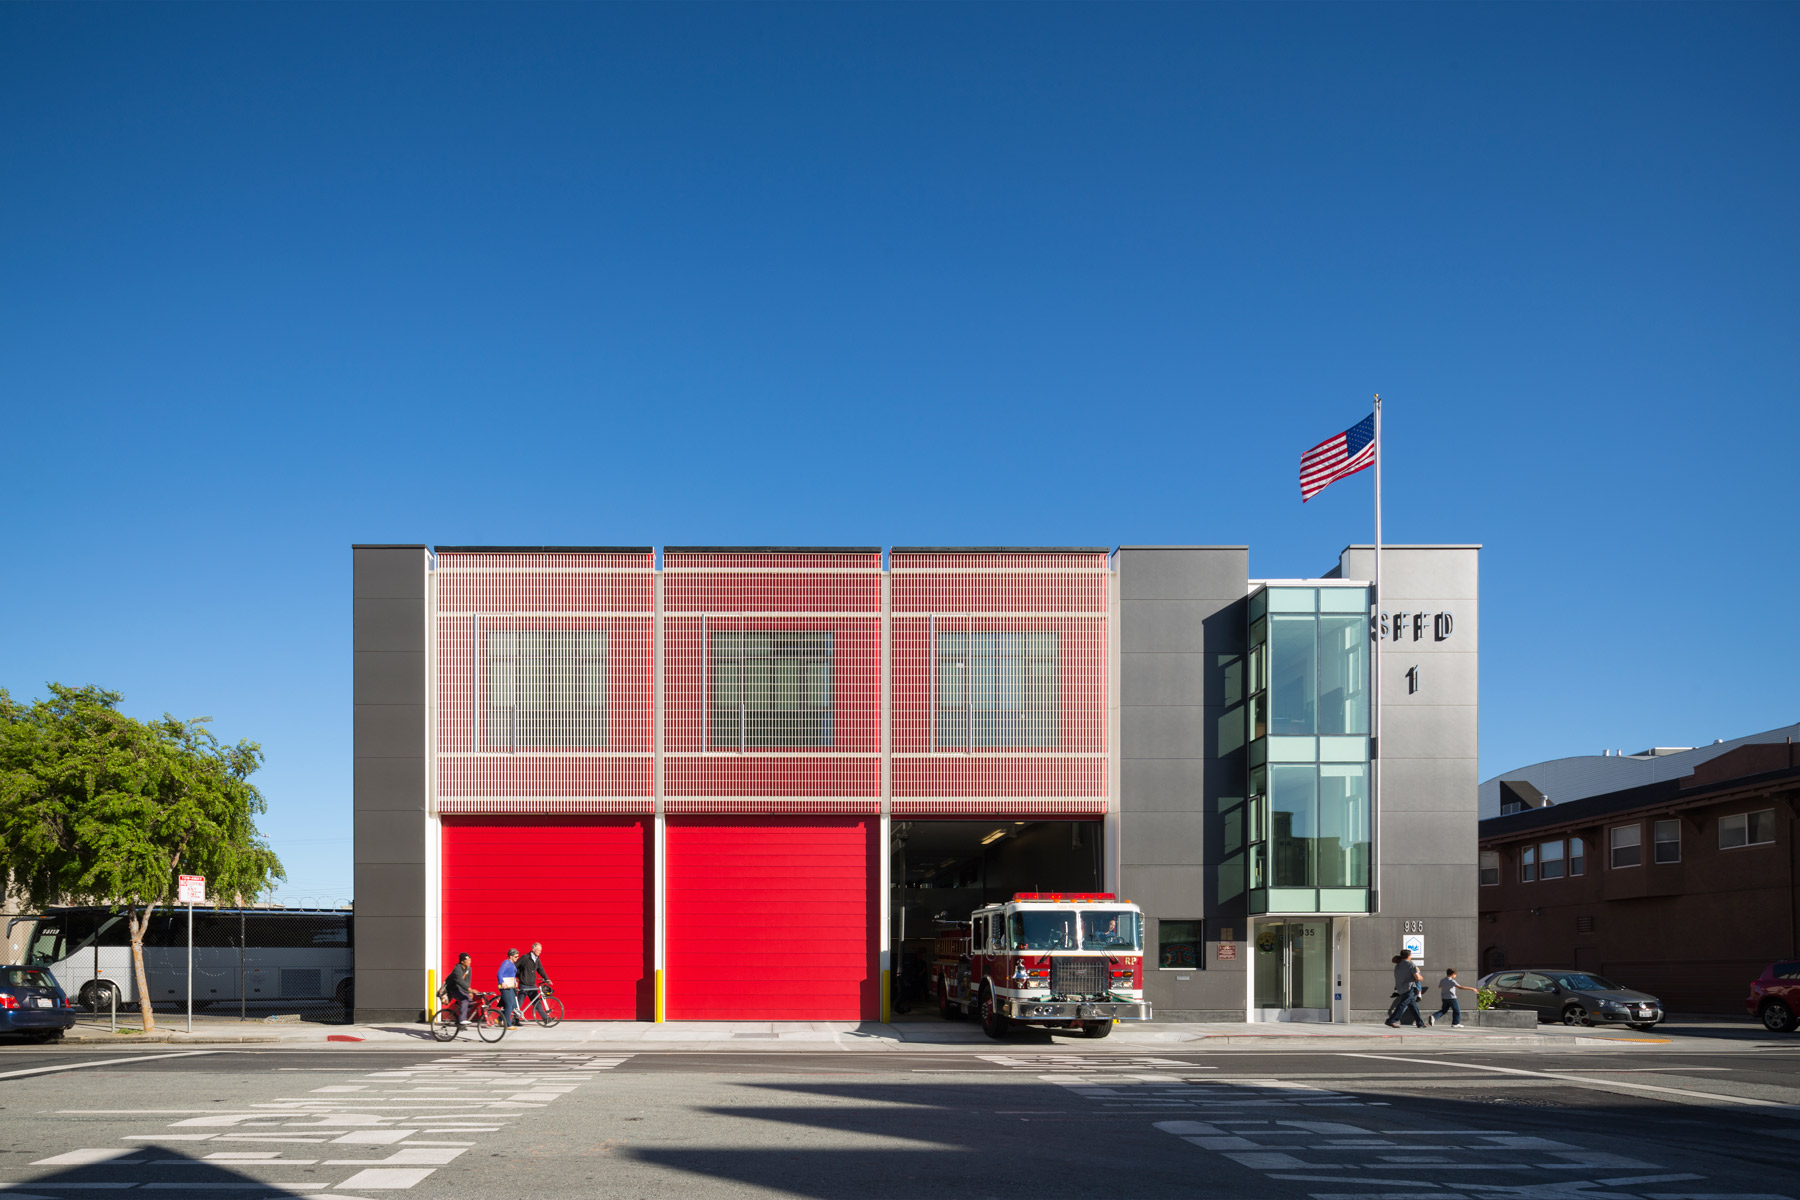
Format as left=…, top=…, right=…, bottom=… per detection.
left=497, top=948, right=522, bottom=1028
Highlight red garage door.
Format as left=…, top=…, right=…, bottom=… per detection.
left=441, top=817, right=651, bottom=1021
left=666, top=816, right=877, bottom=1020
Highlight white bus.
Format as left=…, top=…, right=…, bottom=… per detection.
left=12, top=907, right=354, bottom=1015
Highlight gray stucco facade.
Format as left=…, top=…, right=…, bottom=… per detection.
left=1117, top=545, right=1479, bottom=1022
left=352, top=545, right=431, bottom=1022
left=1117, top=547, right=1251, bottom=1020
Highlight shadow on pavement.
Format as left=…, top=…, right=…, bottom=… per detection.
left=11, top=1143, right=343, bottom=1198
left=617, top=1071, right=1800, bottom=1199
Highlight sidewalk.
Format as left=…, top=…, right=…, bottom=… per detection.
left=52, top=1015, right=1693, bottom=1050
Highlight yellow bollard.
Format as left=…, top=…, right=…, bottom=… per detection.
left=426, top=968, right=436, bottom=1022
left=654, top=969, right=665, bottom=1022
left=881, top=968, right=891, bottom=1023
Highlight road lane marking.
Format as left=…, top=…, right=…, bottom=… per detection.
left=1339, top=1054, right=1800, bottom=1115
left=337, top=1167, right=436, bottom=1189
left=0, top=1051, right=216, bottom=1081
left=22, top=1051, right=626, bottom=1195
left=30, top=1148, right=142, bottom=1166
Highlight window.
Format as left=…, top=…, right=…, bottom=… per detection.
left=1158, top=920, right=1204, bottom=969
left=1539, top=840, right=1565, bottom=880
left=936, top=632, right=1058, bottom=749
left=1653, top=818, right=1681, bottom=864
left=486, top=630, right=607, bottom=749
left=1265, top=601, right=1369, bottom=738
left=711, top=631, right=833, bottom=749
left=1520, top=845, right=1536, bottom=882
left=1775, top=961, right=1800, bottom=981
left=0, top=967, right=55, bottom=989
left=1569, top=837, right=1586, bottom=876
left=1009, top=911, right=1077, bottom=951
left=1479, top=850, right=1499, bottom=887
left=1719, top=809, right=1776, bottom=850
left=1610, top=824, right=1642, bottom=869
left=1081, top=910, right=1141, bottom=951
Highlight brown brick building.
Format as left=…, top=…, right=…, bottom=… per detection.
left=1477, top=741, right=1800, bottom=1014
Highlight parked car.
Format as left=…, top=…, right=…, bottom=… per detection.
left=0, top=965, right=77, bottom=1042
left=1476, top=969, right=1664, bottom=1030
left=1746, top=960, right=1800, bottom=1033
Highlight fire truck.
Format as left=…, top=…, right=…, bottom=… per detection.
left=931, top=893, right=1150, bottom=1039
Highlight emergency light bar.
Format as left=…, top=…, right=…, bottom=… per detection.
left=1012, top=892, right=1119, bottom=902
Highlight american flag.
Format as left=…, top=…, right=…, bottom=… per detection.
left=1299, top=413, right=1375, bottom=502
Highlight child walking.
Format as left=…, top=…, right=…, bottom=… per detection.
left=1430, top=967, right=1477, bottom=1028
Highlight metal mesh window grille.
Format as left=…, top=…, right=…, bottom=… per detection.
left=485, top=630, right=608, bottom=749
left=935, top=631, right=1058, bottom=749
left=709, top=631, right=834, bottom=749
left=664, top=549, right=881, bottom=807
left=891, top=549, right=1109, bottom=810
left=430, top=547, right=1108, bottom=815
left=434, top=549, right=654, bottom=810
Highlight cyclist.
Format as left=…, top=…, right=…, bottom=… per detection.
left=497, top=948, right=522, bottom=1028
left=518, top=942, right=553, bottom=1019
left=441, top=952, right=473, bottom=1027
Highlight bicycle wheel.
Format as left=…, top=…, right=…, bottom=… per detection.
left=431, top=1006, right=461, bottom=1043
left=536, top=994, right=564, bottom=1028
left=475, top=1006, right=507, bottom=1042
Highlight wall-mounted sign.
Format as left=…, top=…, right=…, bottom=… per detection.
left=1217, top=943, right=1238, bottom=961
left=1377, top=611, right=1455, bottom=643
left=1402, top=933, right=1425, bottom=964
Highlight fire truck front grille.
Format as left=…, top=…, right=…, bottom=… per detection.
left=1050, top=958, right=1108, bottom=997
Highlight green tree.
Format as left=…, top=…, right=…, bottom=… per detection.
left=0, top=684, right=284, bottom=1031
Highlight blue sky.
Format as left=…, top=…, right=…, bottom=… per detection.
left=3, top=3, right=1795, bottom=905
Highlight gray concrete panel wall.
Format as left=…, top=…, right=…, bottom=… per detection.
left=1338, top=545, right=1480, bottom=1016
left=1118, top=547, right=1250, bottom=1019
left=353, top=545, right=429, bottom=1022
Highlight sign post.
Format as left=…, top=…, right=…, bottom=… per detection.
left=178, top=875, right=206, bottom=1034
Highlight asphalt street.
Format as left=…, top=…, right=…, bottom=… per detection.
left=3, top=1039, right=1798, bottom=1199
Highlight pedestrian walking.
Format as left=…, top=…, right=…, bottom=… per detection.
left=1385, top=950, right=1426, bottom=1029
left=441, top=952, right=474, bottom=1027
left=497, top=947, right=522, bottom=1028
left=517, top=942, right=553, bottom=1019
left=1432, top=967, right=1477, bottom=1028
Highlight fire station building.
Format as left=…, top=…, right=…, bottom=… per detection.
left=353, top=543, right=1478, bottom=1024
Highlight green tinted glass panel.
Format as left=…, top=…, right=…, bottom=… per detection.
left=1269, top=616, right=1317, bottom=735
left=1316, top=616, right=1368, bottom=736
left=1269, top=764, right=1317, bottom=887
left=1317, top=763, right=1370, bottom=887
left=1267, top=588, right=1316, bottom=613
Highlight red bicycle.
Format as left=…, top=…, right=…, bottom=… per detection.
left=432, top=990, right=507, bottom=1042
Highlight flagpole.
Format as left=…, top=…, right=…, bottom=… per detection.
left=1371, top=393, right=1382, bottom=914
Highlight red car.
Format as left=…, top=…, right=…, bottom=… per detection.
left=1747, top=960, right=1800, bottom=1032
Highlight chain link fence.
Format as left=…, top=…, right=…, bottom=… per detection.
left=27, top=906, right=354, bottom=1026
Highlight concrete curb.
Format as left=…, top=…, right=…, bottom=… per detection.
left=48, top=1019, right=1670, bottom=1051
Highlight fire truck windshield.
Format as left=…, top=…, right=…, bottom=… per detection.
left=1008, top=911, right=1078, bottom=950
left=1080, top=910, right=1140, bottom=950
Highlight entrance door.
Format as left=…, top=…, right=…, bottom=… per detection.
left=1252, top=919, right=1332, bottom=1021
